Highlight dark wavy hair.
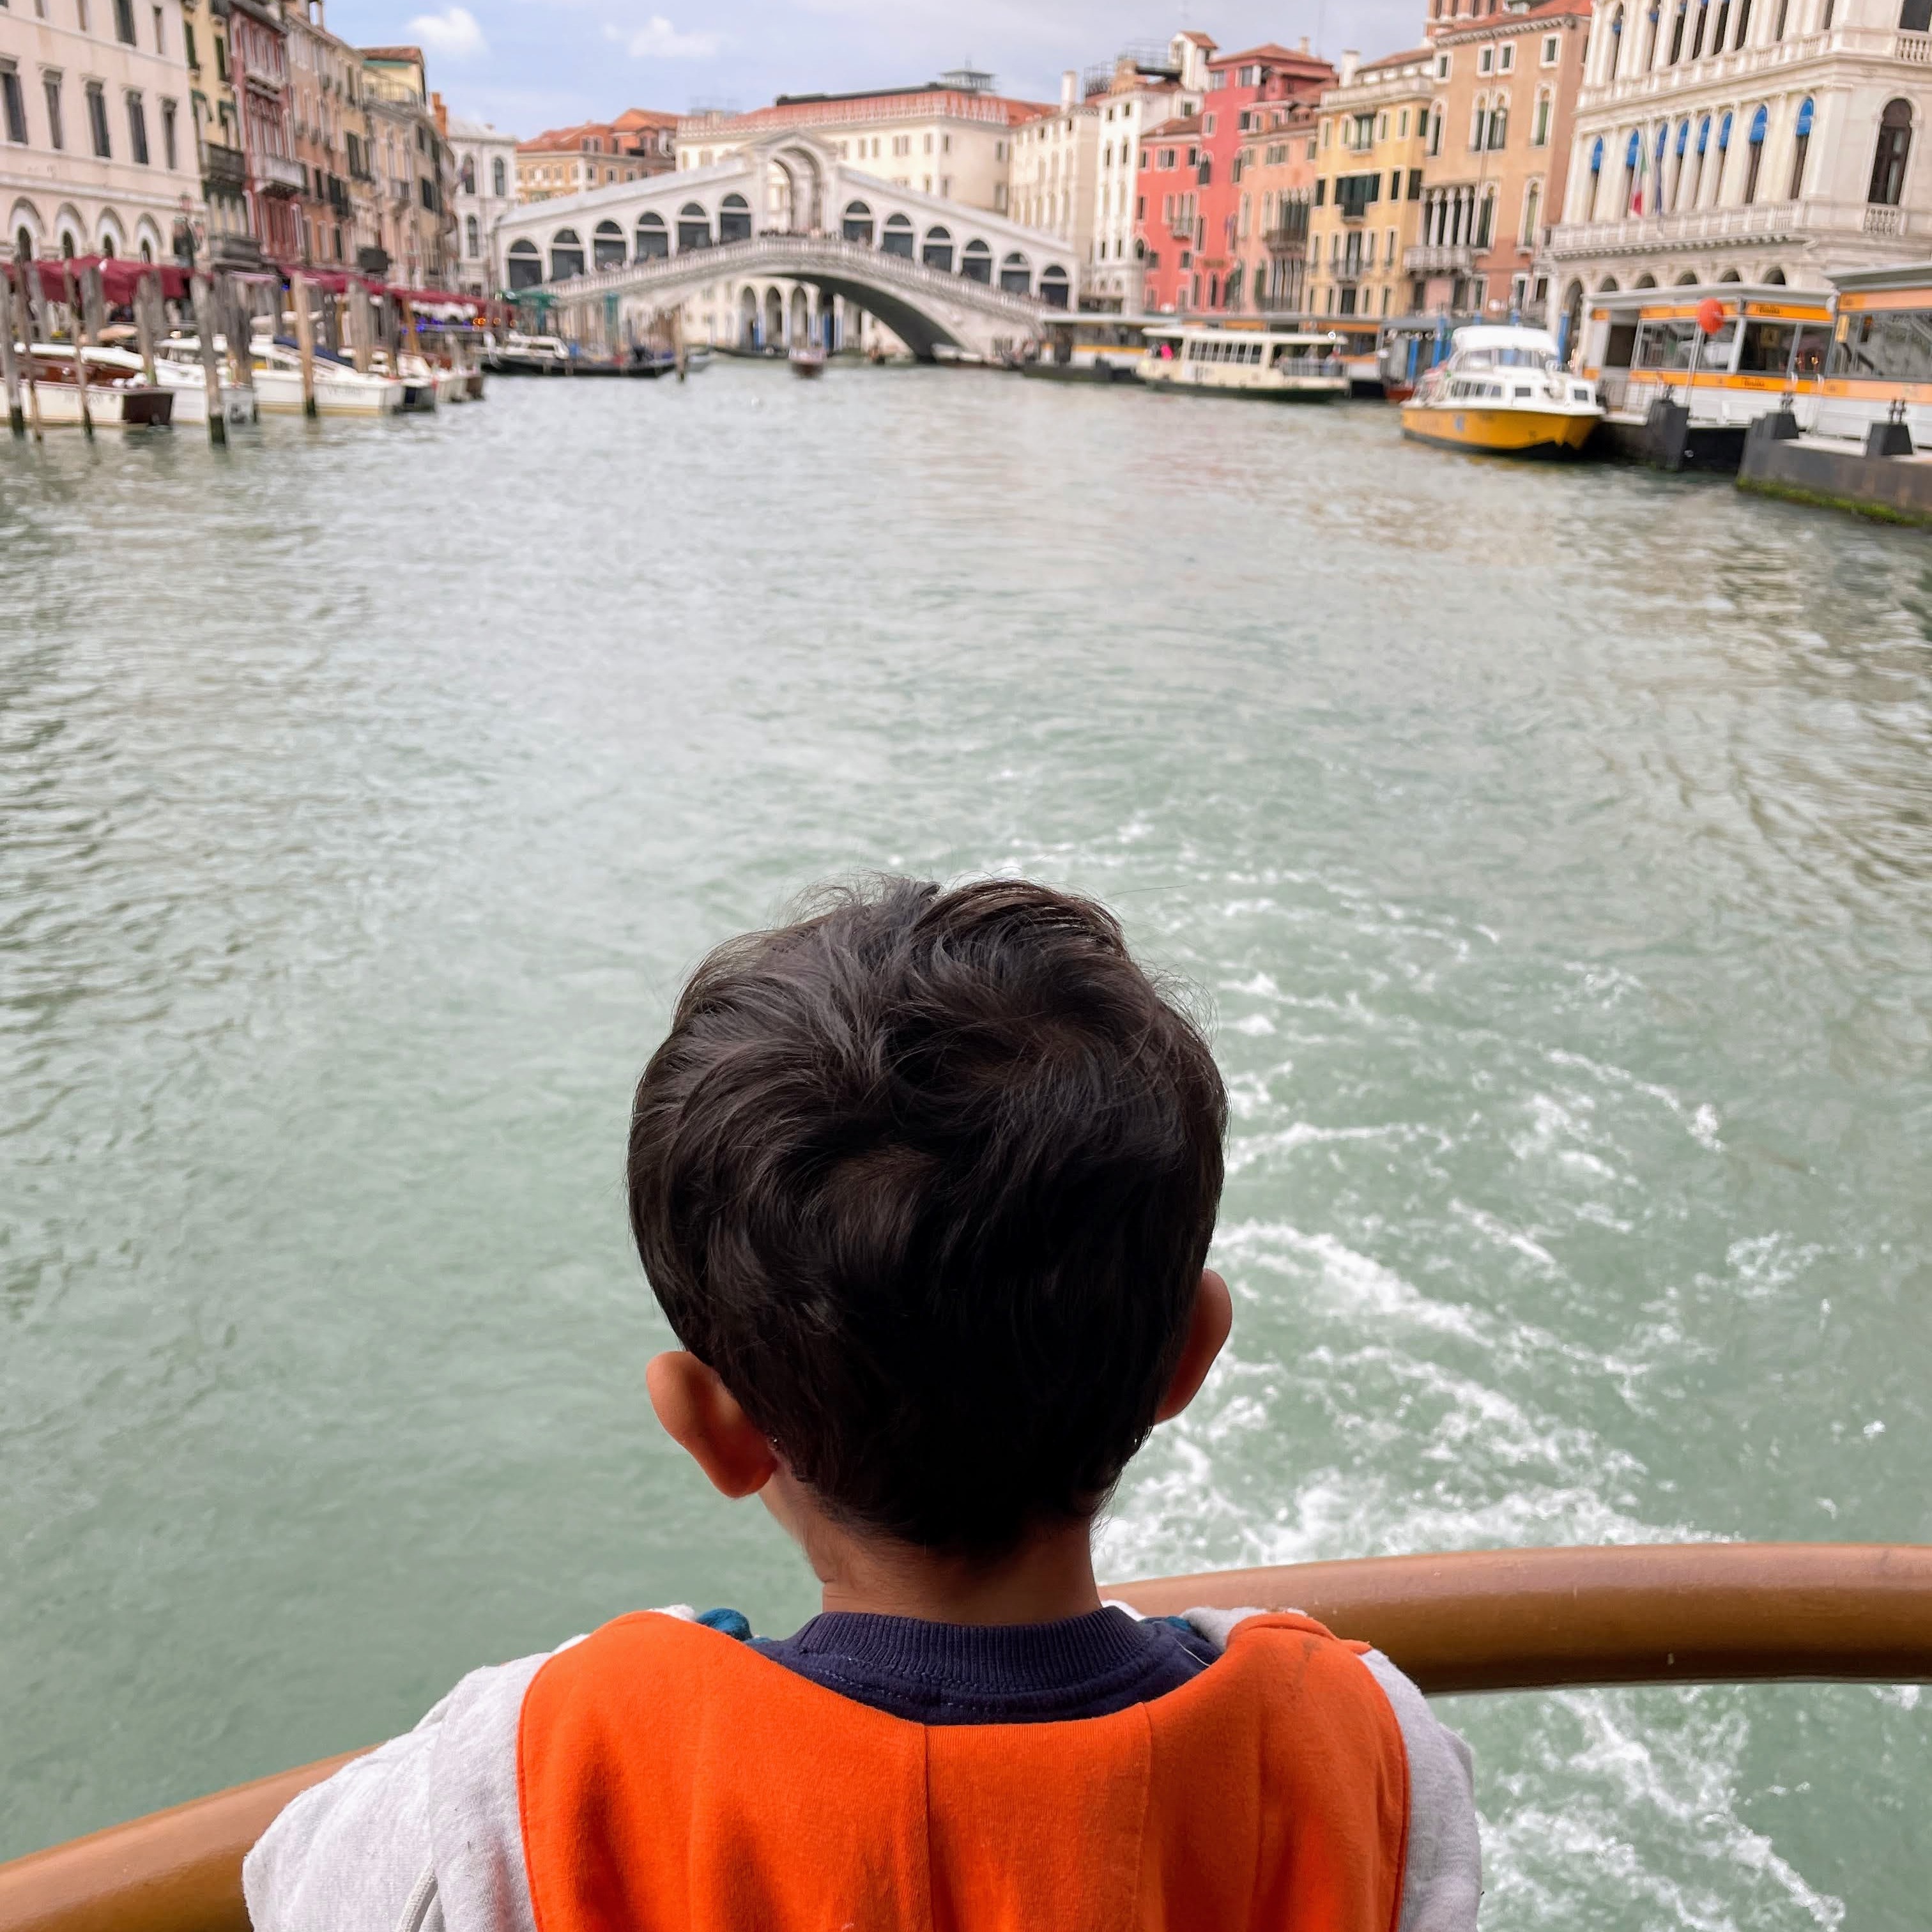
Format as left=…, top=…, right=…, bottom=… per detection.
left=627, top=876, right=1227, bottom=1558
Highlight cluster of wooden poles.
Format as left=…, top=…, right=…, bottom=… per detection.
left=2, top=243, right=483, bottom=447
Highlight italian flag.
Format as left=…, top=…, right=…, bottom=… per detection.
left=1630, top=138, right=1648, bottom=213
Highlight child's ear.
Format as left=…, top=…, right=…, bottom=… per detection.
left=647, top=1351, right=779, bottom=1499
left=1153, top=1270, right=1233, bottom=1423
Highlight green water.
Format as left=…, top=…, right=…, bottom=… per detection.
left=3, top=366, right=1928, bottom=1923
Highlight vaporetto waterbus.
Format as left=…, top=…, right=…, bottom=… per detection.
left=1577, top=284, right=1833, bottom=471
left=1140, top=320, right=1349, bottom=400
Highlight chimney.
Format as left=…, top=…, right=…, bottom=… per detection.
left=1340, top=47, right=1360, bottom=84
left=1298, top=34, right=1310, bottom=52
left=1061, top=67, right=1077, bottom=107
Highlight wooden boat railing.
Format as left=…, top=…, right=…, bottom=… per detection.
left=3, top=1542, right=1928, bottom=1932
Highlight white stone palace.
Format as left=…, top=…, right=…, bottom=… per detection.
left=491, top=130, right=1078, bottom=359
left=1543, top=0, right=1932, bottom=320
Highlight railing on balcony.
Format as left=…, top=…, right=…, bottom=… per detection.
left=1546, top=198, right=1819, bottom=256
left=1405, top=243, right=1476, bottom=273
left=201, top=141, right=247, bottom=194
left=1864, top=204, right=1908, bottom=237
left=1262, top=221, right=1308, bottom=252
left=257, top=151, right=303, bottom=196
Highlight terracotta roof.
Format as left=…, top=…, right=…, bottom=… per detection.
left=359, top=46, right=425, bottom=62
left=1356, top=44, right=1435, bottom=71
left=611, top=107, right=680, bottom=130
left=1213, top=42, right=1331, bottom=66
left=1143, top=114, right=1202, bottom=137
left=684, top=88, right=1048, bottom=134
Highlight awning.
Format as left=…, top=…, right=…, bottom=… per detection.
left=5, top=256, right=190, bottom=302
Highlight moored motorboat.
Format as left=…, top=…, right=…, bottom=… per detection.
left=482, top=330, right=572, bottom=376
left=72, top=344, right=253, bottom=427
left=17, top=346, right=172, bottom=427
left=789, top=344, right=826, bottom=378
left=1400, top=325, right=1601, bottom=457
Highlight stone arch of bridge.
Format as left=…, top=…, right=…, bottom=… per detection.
left=758, top=136, right=829, bottom=235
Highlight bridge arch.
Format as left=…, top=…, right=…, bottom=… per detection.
left=999, top=250, right=1031, bottom=295
left=922, top=225, right=953, bottom=271
left=882, top=213, right=914, bottom=257
left=719, top=193, right=751, bottom=242
left=842, top=200, right=873, bottom=244
left=507, top=238, right=541, bottom=289
left=764, top=139, right=828, bottom=234
left=677, top=203, right=710, bottom=251
left=962, top=238, right=992, bottom=283
left=550, top=228, right=584, bottom=280
left=593, top=219, right=624, bottom=269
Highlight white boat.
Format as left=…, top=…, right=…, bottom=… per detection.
left=16, top=344, right=173, bottom=427
left=789, top=344, right=826, bottom=379
left=1140, top=321, right=1349, bottom=399
left=75, top=344, right=254, bottom=427
left=483, top=330, right=572, bottom=376
left=432, top=363, right=468, bottom=406
left=157, top=337, right=402, bottom=417
left=1400, top=325, right=1602, bottom=458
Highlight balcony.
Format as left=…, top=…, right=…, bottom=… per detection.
left=1405, top=243, right=1476, bottom=273
left=1545, top=199, right=1811, bottom=258
left=1262, top=220, right=1308, bottom=252
left=1864, top=204, right=1908, bottom=237
left=201, top=141, right=247, bottom=194
left=257, top=151, right=304, bottom=195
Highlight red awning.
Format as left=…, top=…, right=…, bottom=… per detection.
left=5, top=256, right=189, bottom=302
left=385, top=286, right=486, bottom=314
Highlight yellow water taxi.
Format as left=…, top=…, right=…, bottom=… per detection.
left=1400, top=324, right=1602, bottom=457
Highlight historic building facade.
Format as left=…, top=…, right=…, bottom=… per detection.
left=516, top=114, right=675, bottom=204
left=1414, top=0, right=1594, bottom=323
left=1544, top=0, right=1932, bottom=318
left=1137, top=38, right=1337, bottom=312
left=1082, top=35, right=1210, bottom=309
left=1306, top=47, right=1435, bottom=318
left=358, top=45, right=452, bottom=282
left=1008, top=78, right=1100, bottom=264
left=1235, top=96, right=1322, bottom=310
left=447, top=109, right=514, bottom=292
left=3, top=0, right=199, bottom=263
left=229, top=0, right=298, bottom=261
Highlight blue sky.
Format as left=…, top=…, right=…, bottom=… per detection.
left=318, top=0, right=1423, bottom=139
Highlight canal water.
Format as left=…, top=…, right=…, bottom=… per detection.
left=3, top=364, right=1928, bottom=1924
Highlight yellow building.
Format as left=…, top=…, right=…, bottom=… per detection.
left=1305, top=46, right=1433, bottom=320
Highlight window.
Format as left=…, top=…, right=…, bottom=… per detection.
left=1, top=64, right=24, bottom=145
left=43, top=71, right=63, bottom=148
left=1521, top=178, right=1541, bottom=241
left=1870, top=97, right=1912, bottom=204
left=460, top=154, right=474, bottom=193
left=465, top=213, right=478, bottom=255
left=634, top=210, right=668, bottom=257
left=1479, top=45, right=1494, bottom=72
left=1741, top=102, right=1767, bottom=201
left=160, top=95, right=174, bottom=167
left=548, top=227, right=584, bottom=278
left=1239, top=62, right=1261, bottom=84
left=151, top=3, right=160, bottom=47
left=183, top=21, right=197, bottom=67
left=1159, top=147, right=1174, bottom=169
left=1204, top=113, right=1216, bottom=134
left=1500, top=41, right=1515, bottom=68
left=86, top=79, right=109, bottom=156
left=112, top=0, right=132, bottom=40
left=1436, top=51, right=1451, bottom=76
left=1788, top=95, right=1813, bottom=195
left=492, top=155, right=505, bottom=195
left=1542, top=32, right=1561, bottom=60
left=891, top=134, right=908, bottom=157
left=215, top=36, right=227, bottom=81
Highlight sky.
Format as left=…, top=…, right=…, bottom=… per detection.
left=319, top=0, right=1425, bottom=140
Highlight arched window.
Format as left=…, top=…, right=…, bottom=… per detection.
left=139, top=236, right=152, bottom=261
left=593, top=218, right=624, bottom=268
left=549, top=227, right=584, bottom=279
left=1712, top=0, right=1731, bottom=54
left=507, top=238, right=542, bottom=289
left=921, top=224, right=953, bottom=270
left=1600, top=275, right=1620, bottom=291
left=1763, top=264, right=1786, bottom=283
left=1634, top=272, right=1657, bottom=287
left=15, top=226, right=32, bottom=264
left=1623, top=128, right=1641, bottom=209
left=461, top=155, right=475, bottom=194
left=1587, top=133, right=1604, bottom=218
left=1742, top=103, right=1768, bottom=203
left=881, top=212, right=914, bottom=257
left=719, top=192, right=751, bottom=242
left=1688, top=0, right=1709, bottom=55
left=59, top=229, right=77, bottom=259
left=841, top=199, right=873, bottom=244
left=1789, top=95, right=1814, bottom=197
left=960, top=237, right=992, bottom=282
left=1733, top=0, right=1753, bottom=45
left=999, top=250, right=1031, bottom=294
left=493, top=156, right=507, bottom=197
left=1870, top=97, right=1912, bottom=204
left=677, top=203, right=710, bottom=250
left=1039, top=263, right=1070, bottom=307
left=635, top=210, right=668, bottom=259
left=466, top=214, right=479, bottom=256
left=1606, top=4, right=1625, bottom=77
left=1488, top=94, right=1508, bottom=148
left=1669, top=0, right=1687, bottom=59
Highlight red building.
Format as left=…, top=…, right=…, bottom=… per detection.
left=1137, top=42, right=1334, bottom=314
left=228, top=0, right=302, bottom=261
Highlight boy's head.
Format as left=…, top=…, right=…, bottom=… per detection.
left=627, top=876, right=1228, bottom=1560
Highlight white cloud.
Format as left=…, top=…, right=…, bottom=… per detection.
left=408, top=4, right=487, bottom=57
left=614, top=13, right=721, bottom=58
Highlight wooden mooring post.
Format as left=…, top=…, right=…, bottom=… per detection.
left=0, top=265, right=24, bottom=438
left=63, top=262, right=94, bottom=440
left=291, top=270, right=317, bottom=417
left=189, top=273, right=227, bottom=447
left=13, top=239, right=44, bottom=441
left=134, top=269, right=160, bottom=385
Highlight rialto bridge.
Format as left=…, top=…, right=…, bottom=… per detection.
left=491, top=132, right=1078, bottom=361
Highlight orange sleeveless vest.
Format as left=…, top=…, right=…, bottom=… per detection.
left=517, top=1609, right=1409, bottom=1932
